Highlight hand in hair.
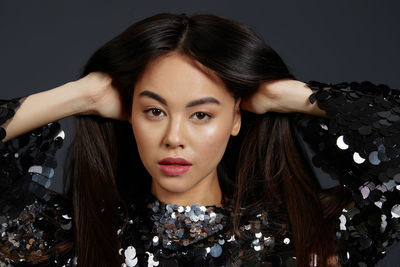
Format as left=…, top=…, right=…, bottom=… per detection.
left=76, top=72, right=130, bottom=121
left=240, top=78, right=326, bottom=117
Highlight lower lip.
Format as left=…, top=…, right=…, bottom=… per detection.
left=159, top=164, right=192, bottom=176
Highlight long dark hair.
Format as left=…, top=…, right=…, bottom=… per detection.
left=8, top=13, right=352, bottom=266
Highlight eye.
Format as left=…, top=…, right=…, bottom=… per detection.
left=192, top=112, right=212, bottom=121
left=145, top=108, right=165, bottom=118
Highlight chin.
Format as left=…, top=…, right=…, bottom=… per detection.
left=155, top=177, right=197, bottom=193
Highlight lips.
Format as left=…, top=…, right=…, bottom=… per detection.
left=159, top=157, right=192, bottom=165
left=158, top=157, right=192, bottom=176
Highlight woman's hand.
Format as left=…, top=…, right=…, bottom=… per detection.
left=75, top=72, right=130, bottom=121
left=240, top=78, right=326, bottom=117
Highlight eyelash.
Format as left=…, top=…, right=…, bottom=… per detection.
left=144, top=108, right=213, bottom=122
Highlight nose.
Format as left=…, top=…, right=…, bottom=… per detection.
left=163, top=116, right=185, bottom=149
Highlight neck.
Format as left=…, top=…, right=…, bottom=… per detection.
left=151, top=169, right=222, bottom=206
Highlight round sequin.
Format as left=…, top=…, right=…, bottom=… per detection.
left=210, top=244, right=222, bottom=257
left=124, top=246, right=138, bottom=267
left=368, top=151, right=381, bottom=165
left=391, top=204, right=400, bottom=218
left=336, top=135, right=349, bottom=150
left=146, top=252, right=159, bottom=267
left=254, top=245, right=262, bottom=251
left=353, top=152, right=366, bottom=164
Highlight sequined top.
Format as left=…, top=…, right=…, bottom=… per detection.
left=1, top=80, right=400, bottom=267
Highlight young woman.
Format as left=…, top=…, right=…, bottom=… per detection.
left=1, top=12, right=399, bottom=267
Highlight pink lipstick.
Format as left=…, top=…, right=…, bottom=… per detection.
left=158, top=157, right=192, bottom=176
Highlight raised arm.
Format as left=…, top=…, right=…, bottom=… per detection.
left=294, top=80, right=400, bottom=266
left=240, top=78, right=326, bottom=117
left=1, top=78, right=93, bottom=143
left=0, top=72, right=125, bottom=213
left=0, top=72, right=125, bottom=265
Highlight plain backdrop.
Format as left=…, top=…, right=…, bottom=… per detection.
left=0, top=1, right=399, bottom=265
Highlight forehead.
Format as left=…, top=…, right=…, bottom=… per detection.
left=134, top=52, right=231, bottom=100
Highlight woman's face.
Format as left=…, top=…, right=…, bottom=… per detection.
left=129, top=52, right=241, bottom=203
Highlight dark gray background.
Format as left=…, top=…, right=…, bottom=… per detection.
left=1, top=1, right=399, bottom=265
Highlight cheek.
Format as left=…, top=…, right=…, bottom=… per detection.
left=130, top=114, right=162, bottom=164
left=131, top=108, right=163, bottom=141
left=189, top=122, right=232, bottom=162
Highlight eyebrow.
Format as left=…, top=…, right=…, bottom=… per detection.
left=138, top=90, right=220, bottom=107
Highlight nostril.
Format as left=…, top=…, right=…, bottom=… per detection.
left=165, top=143, right=184, bottom=149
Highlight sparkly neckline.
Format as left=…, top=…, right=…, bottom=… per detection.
left=121, top=192, right=296, bottom=264
left=144, top=193, right=230, bottom=249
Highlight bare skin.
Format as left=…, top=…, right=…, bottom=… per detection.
left=1, top=70, right=324, bottom=143
left=1, top=72, right=128, bottom=143
left=241, top=78, right=326, bottom=117
left=129, top=52, right=241, bottom=206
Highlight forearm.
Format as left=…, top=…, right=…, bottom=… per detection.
left=2, top=81, right=91, bottom=142
left=260, top=79, right=326, bottom=117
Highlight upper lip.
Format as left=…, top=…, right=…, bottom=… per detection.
left=159, top=157, right=192, bottom=165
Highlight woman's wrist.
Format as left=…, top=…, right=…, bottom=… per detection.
left=70, top=72, right=126, bottom=120
left=61, top=80, right=96, bottom=116
left=290, top=80, right=326, bottom=117
left=262, top=79, right=326, bottom=117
